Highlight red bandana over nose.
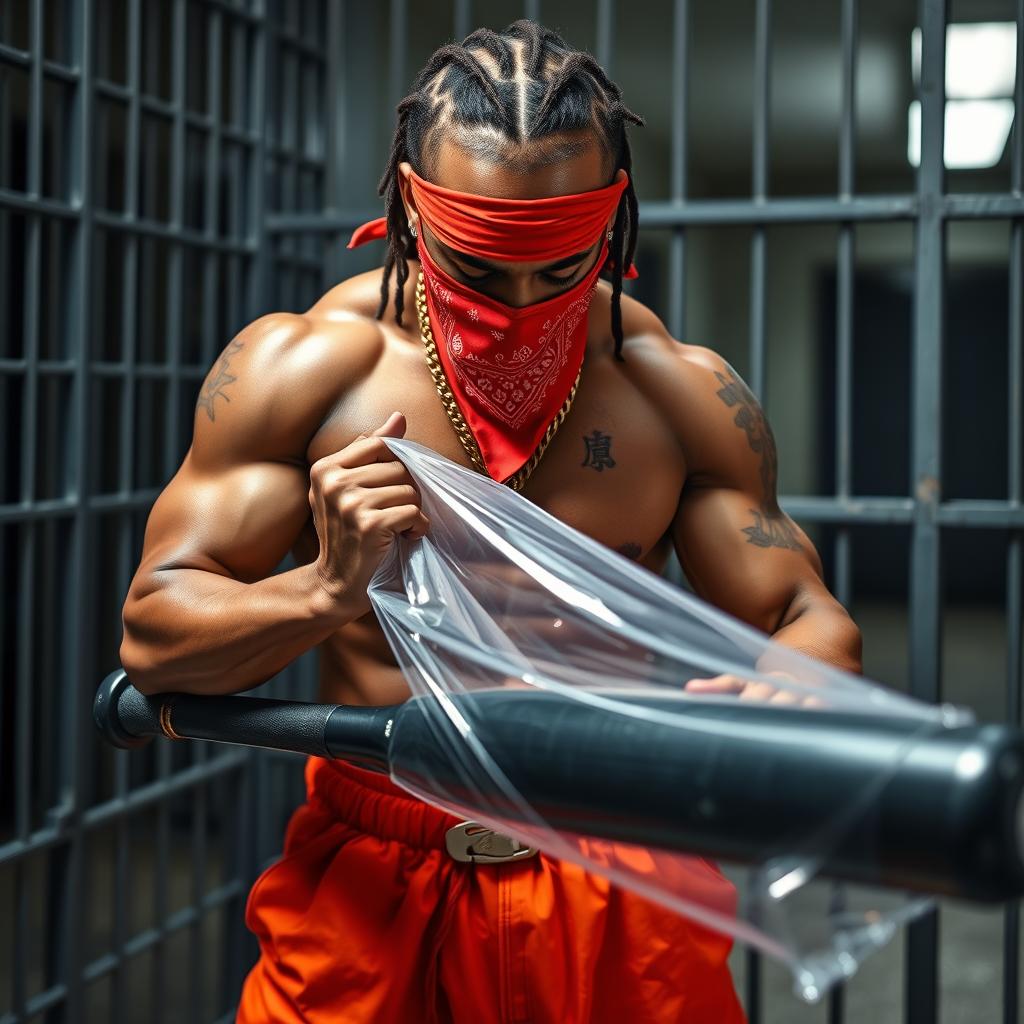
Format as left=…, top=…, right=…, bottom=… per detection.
left=348, top=170, right=633, bottom=484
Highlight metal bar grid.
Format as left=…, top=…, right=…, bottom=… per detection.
left=263, top=0, right=328, bottom=322
left=1, top=2, right=1022, bottom=1022
left=0, top=1, right=320, bottom=1021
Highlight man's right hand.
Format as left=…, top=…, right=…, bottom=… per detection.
left=308, top=412, right=429, bottom=617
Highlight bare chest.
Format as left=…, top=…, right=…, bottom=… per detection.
left=305, top=335, right=687, bottom=566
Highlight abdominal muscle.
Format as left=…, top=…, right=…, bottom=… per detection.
left=317, top=617, right=414, bottom=707
left=289, top=512, right=674, bottom=710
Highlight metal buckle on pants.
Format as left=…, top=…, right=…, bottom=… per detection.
left=445, top=821, right=539, bottom=864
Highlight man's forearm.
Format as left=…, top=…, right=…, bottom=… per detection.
left=766, top=594, right=863, bottom=675
left=120, top=561, right=355, bottom=697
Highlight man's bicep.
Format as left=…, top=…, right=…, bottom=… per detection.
left=135, top=456, right=312, bottom=587
left=671, top=484, right=822, bottom=635
left=130, top=314, right=331, bottom=591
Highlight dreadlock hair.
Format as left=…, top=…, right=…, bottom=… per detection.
left=375, top=20, right=644, bottom=361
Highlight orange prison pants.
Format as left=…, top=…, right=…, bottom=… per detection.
left=236, top=756, right=746, bottom=1024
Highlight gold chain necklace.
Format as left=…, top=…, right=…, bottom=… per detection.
left=414, top=271, right=580, bottom=493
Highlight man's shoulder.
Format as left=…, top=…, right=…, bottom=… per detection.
left=215, top=303, right=386, bottom=405
left=606, top=287, right=732, bottom=391
left=190, top=294, right=390, bottom=464
left=603, top=290, right=756, bottom=477
left=308, top=267, right=396, bottom=323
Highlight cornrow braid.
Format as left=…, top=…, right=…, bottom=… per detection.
left=374, top=19, right=644, bottom=359
left=461, top=27, right=516, bottom=79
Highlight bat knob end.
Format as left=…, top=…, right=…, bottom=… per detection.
left=94, top=669, right=151, bottom=749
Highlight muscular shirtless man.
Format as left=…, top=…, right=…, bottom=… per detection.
left=120, top=20, right=861, bottom=1024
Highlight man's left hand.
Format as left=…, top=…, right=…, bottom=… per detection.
left=684, top=670, right=822, bottom=706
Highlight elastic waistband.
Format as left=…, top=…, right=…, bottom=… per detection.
left=305, top=756, right=464, bottom=850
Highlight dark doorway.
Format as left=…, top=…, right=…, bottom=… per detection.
left=817, top=265, right=1009, bottom=603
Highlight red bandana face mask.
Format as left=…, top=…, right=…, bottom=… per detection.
left=415, top=232, right=609, bottom=483
left=348, top=169, right=633, bottom=484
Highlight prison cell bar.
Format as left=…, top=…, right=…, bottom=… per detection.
left=0, top=2, right=300, bottom=1021
left=1004, top=3, right=1024, bottom=1023
left=2, top=0, right=1024, bottom=1021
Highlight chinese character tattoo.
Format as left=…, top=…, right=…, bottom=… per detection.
left=581, top=430, right=617, bottom=472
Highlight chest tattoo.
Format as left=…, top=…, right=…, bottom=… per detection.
left=581, top=429, right=617, bottom=472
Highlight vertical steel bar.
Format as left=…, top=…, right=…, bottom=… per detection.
left=905, top=3, right=947, bottom=1023
left=189, top=781, right=209, bottom=1020
left=16, top=0, right=42, bottom=833
left=112, top=2, right=144, bottom=1019
left=12, top=526, right=34, bottom=1021
left=388, top=0, right=406, bottom=119
left=748, top=0, right=770, bottom=401
left=202, top=9, right=223, bottom=366
left=60, top=0, right=97, bottom=1014
left=247, top=0, right=269, bottom=317
left=115, top=99, right=139, bottom=1024
left=1003, top=6, right=1024, bottom=1023
left=226, top=757, right=256, bottom=1003
left=165, top=0, right=185, bottom=546
left=111, top=753, right=130, bottom=1024
left=226, top=2, right=270, bottom=1010
left=281, top=27, right=299, bottom=314
left=21, top=0, right=42, bottom=504
left=0, top=56, right=9, bottom=194
left=323, top=0, right=340, bottom=223
left=833, top=0, right=856, bottom=651
left=13, top=10, right=45, bottom=1013
left=232, top=18, right=246, bottom=135
left=121, top=0, right=140, bottom=491
left=746, top=3, right=771, bottom=1018
left=828, top=7, right=858, bottom=1022
left=166, top=3, right=189, bottom=1021
left=453, top=0, right=471, bottom=42
left=668, top=0, right=688, bottom=341
left=595, top=0, right=614, bottom=75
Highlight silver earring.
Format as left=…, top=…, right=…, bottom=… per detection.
left=606, top=229, right=613, bottom=241
left=409, top=223, right=418, bottom=238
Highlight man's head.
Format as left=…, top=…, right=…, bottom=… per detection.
left=376, top=20, right=644, bottom=357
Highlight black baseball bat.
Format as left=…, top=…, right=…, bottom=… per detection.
left=94, top=669, right=1024, bottom=903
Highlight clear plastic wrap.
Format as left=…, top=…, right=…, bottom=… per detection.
left=367, top=438, right=962, bottom=1001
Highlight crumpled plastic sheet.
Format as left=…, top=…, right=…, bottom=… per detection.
left=368, top=438, right=955, bottom=1001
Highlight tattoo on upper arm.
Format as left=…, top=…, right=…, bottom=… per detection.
left=712, top=369, right=802, bottom=551
left=197, top=338, right=244, bottom=422
left=616, top=542, right=642, bottom=560
left=582, top=430, right=616, bottom=472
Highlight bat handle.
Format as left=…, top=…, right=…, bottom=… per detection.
left=93, top=668, right=395, bottom=768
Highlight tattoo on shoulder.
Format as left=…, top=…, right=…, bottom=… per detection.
left=616, top=542, right=642, bottom=560
left=712, top=368, right=802, bottom=551
left=582, top=430, right=616, bottom=472
left=197, top=338, right=244, bottom=422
